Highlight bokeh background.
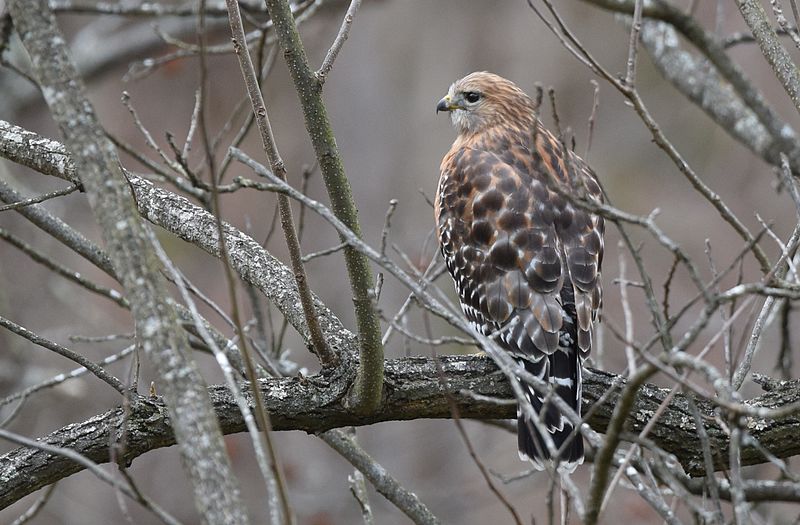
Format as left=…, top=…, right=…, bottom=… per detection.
left=2, top=0, right=799, bottom=523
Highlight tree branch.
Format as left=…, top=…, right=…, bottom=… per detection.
left=3, top=356, right=800, bottom=509
left=225, top=0, right=335, bottom=367
left=638, top=20, right=800, bottom=173
left=736, top=0, right=800, bottom=115
left=5, top=2, right=248, bottom=521
left=263, top=0, right=384, bottom=414
left=580, top=0, right=800, bottom=172
left=320, top=429, right=440, bottom=525
left=0, top=119, right=356, bottom=363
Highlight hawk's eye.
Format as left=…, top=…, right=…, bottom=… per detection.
left=464, top=91, right=481, bottom=104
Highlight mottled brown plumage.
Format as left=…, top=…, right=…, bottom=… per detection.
left=435, top=72, right=604, bottom=471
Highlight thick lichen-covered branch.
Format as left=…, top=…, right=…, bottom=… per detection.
left=736, top=0, right=800, bottom=115
left=0, top=120, right=356, bottom=362
left=580, top=0, right=800, bottom=170
left=4, top=3, right=248, bottom=522
left=4, top=357, right=800, bottom=509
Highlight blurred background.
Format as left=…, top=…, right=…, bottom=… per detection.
left=2, top=0, right=799, bottom=523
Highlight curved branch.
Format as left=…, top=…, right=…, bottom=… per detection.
left=3, top=357, right=800, bottom=509
left=0, top=119, right=356, bottom=361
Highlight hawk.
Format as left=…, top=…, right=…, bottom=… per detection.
left=435, top=72, right=604, bottom=471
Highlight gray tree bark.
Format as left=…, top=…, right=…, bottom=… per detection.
left=5, top=3, right=249, bottom=523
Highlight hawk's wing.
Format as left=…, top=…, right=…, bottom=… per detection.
left=561, top=152, right=604, bottom=357
left=436, top=125, right=603, bottom=364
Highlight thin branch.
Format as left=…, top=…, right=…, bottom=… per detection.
left=201, top=4, right=294, bottom=522
left=0, top=315, right=127, bottom=394
left=301, top=241, right=349, bottom=263
left=225, top=0, right=335, bottom=368
left=320, top=429, right=441, bottom=525
left=0, top=226, right=128, bottom=308
left=9, top=483, right=56, bottom=525
left=0, top=345, right=135, bottom=410
left=0, top=183, right=80, bottom=212
left=262, top=0, right=384, bottom=414
left=316, top=0, right=361, bottom=84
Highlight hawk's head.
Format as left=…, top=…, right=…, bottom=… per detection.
left=436, top=71, right=536, bottom=135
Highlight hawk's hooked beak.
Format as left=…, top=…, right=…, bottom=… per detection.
left=436, top=95, right=462, bottom=114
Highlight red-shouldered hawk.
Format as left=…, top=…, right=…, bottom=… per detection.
left=435, top=72, right=604, bottom=472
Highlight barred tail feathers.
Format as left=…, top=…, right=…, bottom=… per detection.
left=516, top=351, right=584, bottom=473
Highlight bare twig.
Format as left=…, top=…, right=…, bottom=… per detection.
left=0, top=226, right=128, bottom=308
left=0, top=183, right=80, bottom=211
left=320, top=429, right=441, bottom=525
left=225, top=0, right=335, bottom=368
left=300, top=241, right=349, bottom=263
left=316, top=0, right=361, bottom=83
left=9, top=483, right=57, bottom=525
left=205, top=4, right=294, bottom=523
left=262, top=0, right=384, bottom=413
left=0, top=315, right=126, bottom=394
left=0, top=345, right=135, bottom=409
